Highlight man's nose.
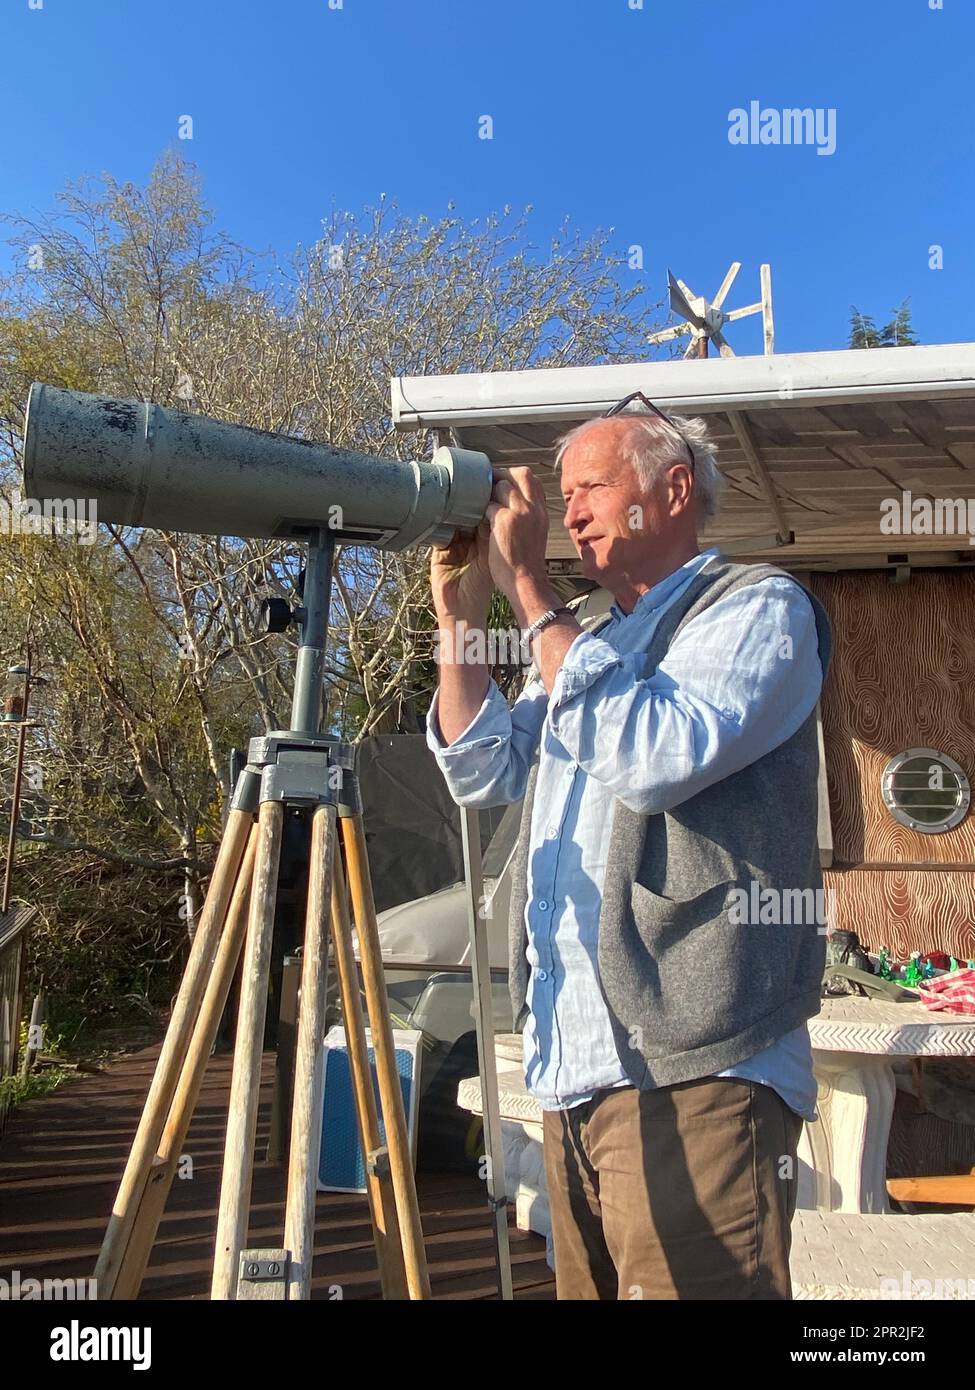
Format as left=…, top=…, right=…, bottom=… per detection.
left=564, top=494, right=590, bottom=530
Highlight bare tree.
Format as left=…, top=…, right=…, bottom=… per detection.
left=0, top=153, right=663, bottom=1015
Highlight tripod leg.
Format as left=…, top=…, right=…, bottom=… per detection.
left=330, top=850, right=409, bottom=1300
left=212, top=799, right=284, bottom=1300
left=282, top=803, right=335, bottom=1300
left=341, top=814, right=431, bottom=1300
left=95, top=798, right=256, bottom=1299
left=110, top=824, right=258, bottom=1298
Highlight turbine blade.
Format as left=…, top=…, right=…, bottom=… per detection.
left=647, top=323, right=693, bottom=344
left=668, top=270, right=705, bottom=327
left=712, top=262, right=741, bottom=310
left=724, top=302, right=763, bottom=322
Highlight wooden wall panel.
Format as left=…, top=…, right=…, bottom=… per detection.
left=810, top=571, right=975, bottom=962
left=810, top=571, right=975, bottom=866
left=822, top=867, right=975, bottom=962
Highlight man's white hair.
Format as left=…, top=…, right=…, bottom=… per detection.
left=553, top=410, right=726, bottom=525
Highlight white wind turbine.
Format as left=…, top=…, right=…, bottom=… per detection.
left=647, top=263, right=775, bottom=358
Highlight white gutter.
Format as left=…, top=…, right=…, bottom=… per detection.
left=392, top=342, right=975, bottom=431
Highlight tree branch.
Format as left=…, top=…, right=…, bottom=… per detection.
left=15, top=828, right=203, bottom=872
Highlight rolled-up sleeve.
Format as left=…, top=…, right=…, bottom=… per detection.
left=547, top=578, right=824, bottom=815
left=426, top=675, right=549, bottom=808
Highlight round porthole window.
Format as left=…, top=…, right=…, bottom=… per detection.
left=881, top=748, right=970, bottom=834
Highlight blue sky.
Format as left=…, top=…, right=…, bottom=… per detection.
left=1, top=0, right=971, bottom=358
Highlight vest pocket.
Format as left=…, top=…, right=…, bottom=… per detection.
left=621, top=879, right=761, bottom=1044
left=629, top=878, right=738, bottom=948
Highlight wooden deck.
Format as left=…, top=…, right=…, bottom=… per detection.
left=0, top=1042, right=555, bottom=1300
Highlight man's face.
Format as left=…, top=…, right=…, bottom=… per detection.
left=558, top=419, right=674, bottom=586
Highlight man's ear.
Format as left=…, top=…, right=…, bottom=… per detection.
left=667, top=464, right=694, bottom=516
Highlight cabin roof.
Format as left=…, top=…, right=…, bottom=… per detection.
left=391, top=342, right=975, bottom=574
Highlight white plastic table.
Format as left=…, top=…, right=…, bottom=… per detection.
left=801, top=995, right=975, bottom=1213
left=458, top=1002, right=975, bottom=1234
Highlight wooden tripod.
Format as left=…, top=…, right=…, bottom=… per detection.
left=93, top=753, right=430, bottom=1301
left=93, top=530, right=430, bottom=1301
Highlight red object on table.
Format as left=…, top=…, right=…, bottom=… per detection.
left=919, top=968, right=975, bottom=1016
left=921, top=951, right=952, bottom=972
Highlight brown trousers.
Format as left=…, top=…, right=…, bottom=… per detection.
left=542, top=1077, right=804, bottom=1300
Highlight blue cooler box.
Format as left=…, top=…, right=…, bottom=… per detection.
left=317, top=1025, right=422, bottom=1193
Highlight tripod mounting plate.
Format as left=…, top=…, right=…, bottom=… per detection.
left=249, top=731, right=356, bottom=770
left=248, top=731, right=361, bottom=815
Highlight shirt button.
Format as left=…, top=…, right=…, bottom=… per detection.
left=537, top=970, right=548, bottom=981
left=547, top=826, right=558, bottom=839
left=538, top=900, right=549, bottom=912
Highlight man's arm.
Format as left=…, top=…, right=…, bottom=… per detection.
left=427, top=538, right=548, bottom=805
left=506, top=571, right=583, bottom=693
left=428, top=458, right=635, bottom=804
left=434, top=624, right=491, bottom=746
left=426, top=671, right=549, bottom=807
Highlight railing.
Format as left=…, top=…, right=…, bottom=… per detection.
left=0, top=904, right=33, bottom=1139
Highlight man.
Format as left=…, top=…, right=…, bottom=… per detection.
left=426, top=396, right=832, bottom=1300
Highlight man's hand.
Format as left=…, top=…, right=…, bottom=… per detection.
left=430, top=519, right=494, bottom=623
left=430, top=465, right=580, bottom=719
left=431, top=465, right=551, bottom=622
left=484, top=466, right=550, bottom=609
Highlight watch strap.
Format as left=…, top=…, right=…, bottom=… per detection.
left=523, top=605, right=574, bottom=642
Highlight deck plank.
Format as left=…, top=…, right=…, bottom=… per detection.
left=0, top=1041, right=554, bottom=1300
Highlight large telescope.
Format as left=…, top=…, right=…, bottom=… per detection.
left=23, top=384, right=493, bottom=548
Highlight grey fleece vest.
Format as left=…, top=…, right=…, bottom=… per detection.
left=507, top=558, right=833, bottom=1089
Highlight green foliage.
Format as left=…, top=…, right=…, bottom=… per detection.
left=881, top=299, right=919, bottom=346
left=17, top=851, right=187, bottom=1043
left=849, top=298, right=919, bottom=348
left=849, top=307, right=883, bottom=349
left=0, top=1064, right=74, bottom=1112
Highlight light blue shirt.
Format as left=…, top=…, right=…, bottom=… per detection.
left=427, top=548, right=823, bottom=1121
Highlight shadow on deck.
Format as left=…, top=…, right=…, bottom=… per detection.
left=0, top=1043, right=555, bottom=1300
